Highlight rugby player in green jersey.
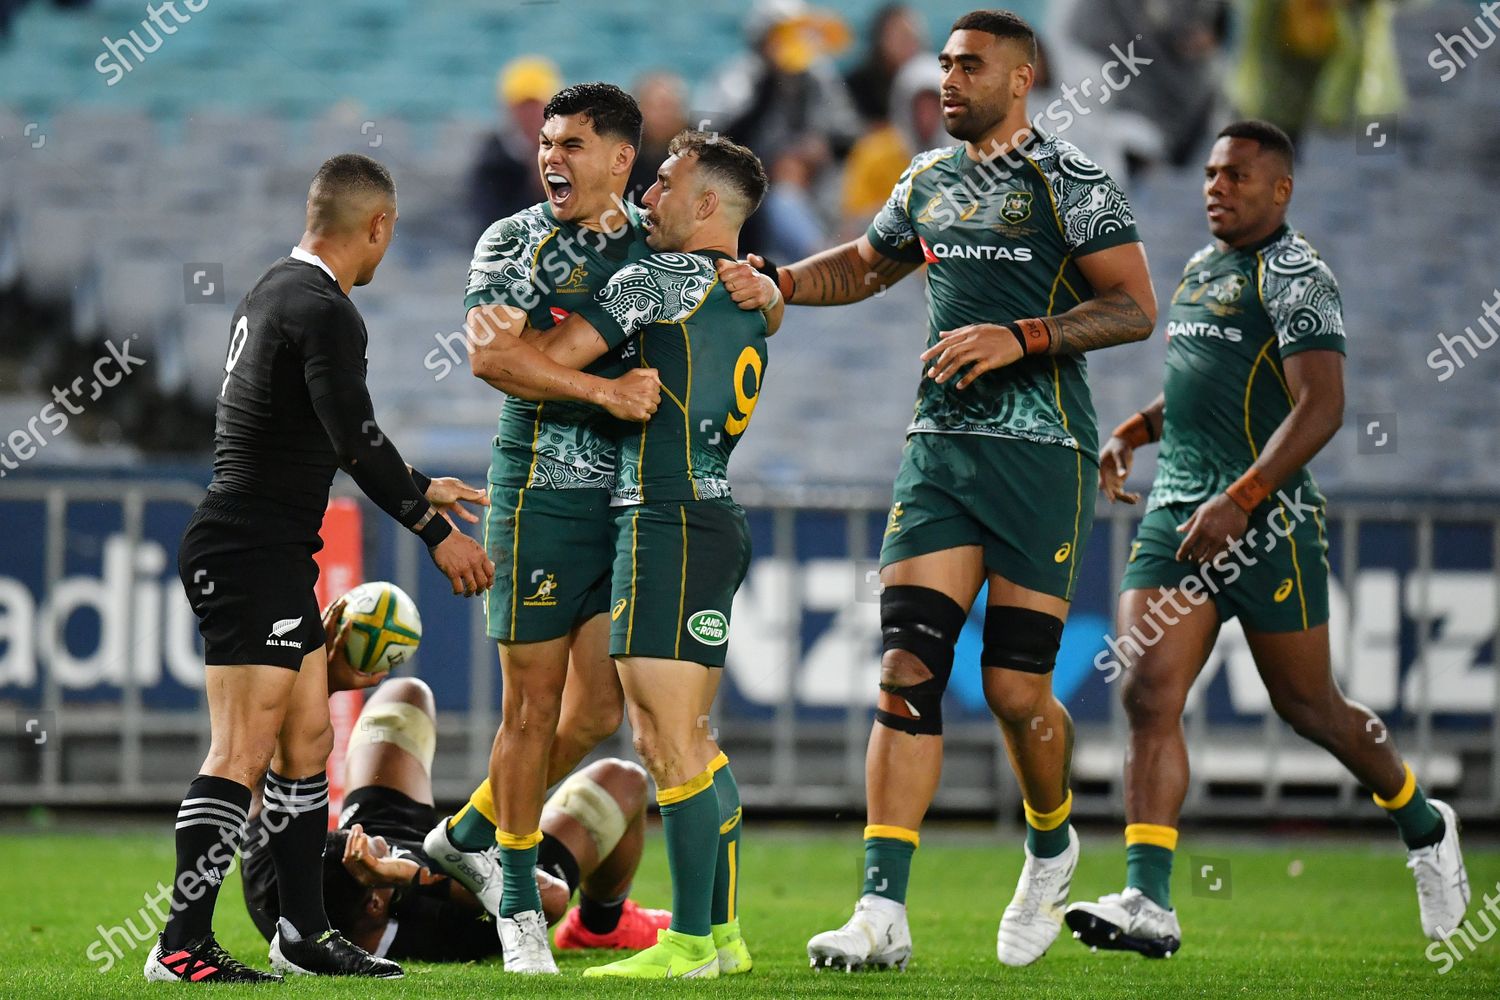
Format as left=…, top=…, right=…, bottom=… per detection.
left=719, top=9, right=1157, bottom=969
left=1065, top=120, right=1470, bottom=957
left=423, top=83, right=664, bottom=975
left=515, top=131, right=780, bottom=979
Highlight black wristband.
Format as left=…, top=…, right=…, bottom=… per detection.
left=751, top=254, right=780, bottom=287
left=410, top=467, right=431, bottom=496
left=414, top=507, right=453, bottom=548
left=1139, top=410, right=1159, bottom=443
left=1005, top=318, right=1053, bottom=355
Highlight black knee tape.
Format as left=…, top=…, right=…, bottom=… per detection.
left=982, top=605, right=1063, bottom=674
left=876, top=585, right=967, bottom=735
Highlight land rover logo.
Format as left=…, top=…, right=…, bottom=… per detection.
left=688, top=610, right=729, bottom=646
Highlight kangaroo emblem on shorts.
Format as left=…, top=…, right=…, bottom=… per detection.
left=523, top=572, right=559, bottom=607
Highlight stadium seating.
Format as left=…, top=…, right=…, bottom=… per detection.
left=0, top=0, right=1495, bottom=488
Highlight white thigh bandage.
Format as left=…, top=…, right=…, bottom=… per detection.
left=544, top=772, right=628, bottom=858
left=346, top=701, right=436, bottom=775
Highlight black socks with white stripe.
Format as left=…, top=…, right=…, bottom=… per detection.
left=263, top=770, right=332, bottom=940
left=163, top=774, right=250, bottom=949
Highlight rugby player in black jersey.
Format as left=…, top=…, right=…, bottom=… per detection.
left=239, top=602, right=670, bottom=965
left=146, top=154, right=496, bottom=983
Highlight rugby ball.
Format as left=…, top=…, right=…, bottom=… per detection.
left=339, top=581, right=422, bottom=674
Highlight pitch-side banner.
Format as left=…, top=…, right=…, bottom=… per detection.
left=0, top=484, right=1493, bottom=728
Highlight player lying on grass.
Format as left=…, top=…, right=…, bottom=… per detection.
left=1065, top=119, right=1470, bottom=958
left=150, top=153, right=494, bottom=984
left=718, top=9, right=1155, bottom=971
left=510, top=130, right=780, bottom=979
left=240, top=600, right=670, bottom=964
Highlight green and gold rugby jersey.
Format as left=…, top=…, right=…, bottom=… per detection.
left=867, top=128, right=1140, bottom=460
left=1147, top=224, right=1346, bottom=513
left=572, top=251, right=769, bottom=504
left=465, top=201, right=651, bottom=489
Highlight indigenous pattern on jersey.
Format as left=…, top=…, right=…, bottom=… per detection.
left=1147, top=225, right=1345, bottom=512
left=573, top=251, right=769, bottom=504
left=466, top=202, right=651, bottom=489
left=867, top=128, right=1140, bottom=459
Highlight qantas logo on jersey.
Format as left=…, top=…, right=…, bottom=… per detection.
left=919, top=237, right=1033, bottom=263
left=1166, top=319, right=1242, bottom=342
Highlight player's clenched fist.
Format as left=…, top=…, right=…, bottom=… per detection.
left=429, top=530, right=495, bottom=597
left=1098, top=436, right=1141, bottom=504
left=715, top=255, right=779, bottom=310
left=599, top=367, right=662, bottom=422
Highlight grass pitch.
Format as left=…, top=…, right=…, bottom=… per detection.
left=1, top=822, right=1496, bottom=998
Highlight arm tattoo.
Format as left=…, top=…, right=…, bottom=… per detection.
left=786, top=244, right=912, bottom=306
left=1042, top=288, right=1153, bottom=354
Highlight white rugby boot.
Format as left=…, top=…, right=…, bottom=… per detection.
left=1065, top=887, right=1182, bottom=958
left=498, top=909, right=559, bottom=974
left=1408, top=800, right=1470, bottom=940
left=422, top=817, right=505, bottom=917
left=807, top=894, right=912, bottom=971
left=997, top=826, right=1079, bottom=966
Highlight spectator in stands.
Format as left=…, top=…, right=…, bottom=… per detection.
left=1058, top=0, right=1228, bottom=168
left=840, top=54, right=943, bottom=228
left=627, top=72, right=690, bottom=205
left=468, top=56, right=561, bottom=235
left=844, top=3, right=928, bottom=125
left=1228, top=0, right=1407, bottom=144
left=696, top=0, right=861, bottom=262
left=1030, top=36, right=1163, bottom=183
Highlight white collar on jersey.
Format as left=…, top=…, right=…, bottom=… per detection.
left=374, top=917, right=399, bottom=958
left=289, top=245, right=338, bottom=285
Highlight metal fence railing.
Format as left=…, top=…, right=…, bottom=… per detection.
left=2, top=479, right=1497, bottom=824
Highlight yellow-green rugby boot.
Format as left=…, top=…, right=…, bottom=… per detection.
left=583, top=928, right=719, bottom=979
left=712, top=919, right=752, bottom=974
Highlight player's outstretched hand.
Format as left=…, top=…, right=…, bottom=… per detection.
left=429, top=530, right=495, bottom=597
left=922, top=324, right=1023, bottom=389
left=1175, top=493, right=1250, bottom=564
left=716, top=255, right=779, bottom=311
left=425, top=475, right=488, bottom=524
left=1098, top=436, right=1141, bottom=504
left=600, top=368, right=662, bottom=422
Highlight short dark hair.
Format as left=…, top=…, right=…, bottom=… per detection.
left=667, top=129, right=769, bottom=219
left=307, top=153, right=395, bottom=233
left=1218, top=119, right=1296, bottom=174
left=320, top=831, right=370, bottom=934
left=951, top=9, right=1037, bottom=61
left=544, top=82, right=643, bottom=147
